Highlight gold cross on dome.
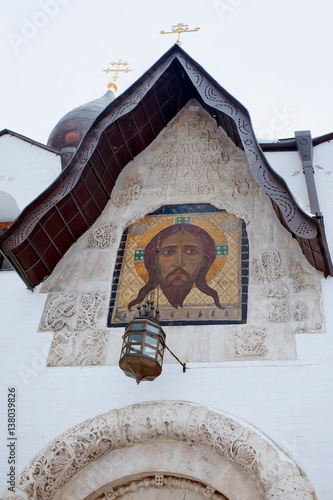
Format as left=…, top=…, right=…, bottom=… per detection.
left=160, top=23, right=200, bottom=46
left=102, top=60, right=132, bottom=92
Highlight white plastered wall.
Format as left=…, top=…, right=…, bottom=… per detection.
left=1, top=104, right=333, bottom=498
left=0, top=134, right=61, bottom=219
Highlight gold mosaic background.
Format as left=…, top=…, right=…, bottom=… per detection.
left=111, top=210, right=243, bottom=324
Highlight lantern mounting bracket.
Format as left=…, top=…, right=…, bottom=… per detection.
left=161, top=340, right=187, bottom=373
left=119, top=300, right=188, bottom=383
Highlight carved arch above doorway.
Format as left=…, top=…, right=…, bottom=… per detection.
left=13, top=402, right=315, bottom=500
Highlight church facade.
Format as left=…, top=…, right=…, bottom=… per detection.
left=1, top=45, right=333, bottom=499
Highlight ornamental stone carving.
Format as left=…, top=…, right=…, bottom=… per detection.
left=290, top=259, right=318, bottom=293
left=39, top=293, right=77, bottom=332
left=113, top=180, right=143, bottom=208
left=98, top=476, right=224, bottom=499
left=233, top=177, right=250, bottom=197
left=75, top=293, right=107, bottom=330
left=47, top=329, right=108, bottom=366
left=235, top=328, right=268, bottom=358
left=104, top=490, right=116, bottom=500
left=88, top=224, right=117, bottom=249
left=267, top=476, right=314, bottom=499
left=268, top=302, right=289, bottom=322
left=266, top=285, right=288, bottom=299
left=294, top=302, right=308, bottom=322
left=252, top=251, right=286, bottom=284
left=123, top=204, right=160, bottom=230
left=15, top=402, right=315, bottom=500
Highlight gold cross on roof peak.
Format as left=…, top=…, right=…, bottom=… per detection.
left=160, top=23, right=200, bottom=46
left=102, top=60, right=132, bottom=92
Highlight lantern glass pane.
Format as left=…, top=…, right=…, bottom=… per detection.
left=143, top=346, right=156, bottom=358
left=132, top=322, right=145, bottom=331
left=146, top=324, right=160, bottom=334
left=157, top=353, right=162, bottom=364
left=145, top=335, right=158, bottom=347
left=130, top=333, right=143, bottom=343
left=129, top=345, right=141, bottom=354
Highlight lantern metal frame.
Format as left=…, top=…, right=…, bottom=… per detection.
left=119, top=300, right=186, bottom=383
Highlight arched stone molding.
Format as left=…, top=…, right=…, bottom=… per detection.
left=11, top=402, right=315, bottom=500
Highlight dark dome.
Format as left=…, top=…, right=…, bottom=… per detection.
left=47, top=90, right=114, bottom=151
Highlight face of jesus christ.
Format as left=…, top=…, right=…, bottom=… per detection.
left=127, top=222, right=223, bottom=311
left=156, top=230, right=206, bottom=290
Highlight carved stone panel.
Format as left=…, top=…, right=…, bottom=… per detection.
left=47, top=329, right=109, bottom=366
left=97, top=476, right=225, bottom=500
left=39, top=293, right=77, bottom=332
left=16, top=402, right=316, bottom=500
left=234, top=328, right=268, bottom=358
left=252, top=251, right=286, bottom=284
left=87, top=224, right=117, bottom=249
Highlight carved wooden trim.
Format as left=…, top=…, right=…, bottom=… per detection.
left=176, top=55, right=317, bottom=239
left=2, top=51, right=317, bottom=253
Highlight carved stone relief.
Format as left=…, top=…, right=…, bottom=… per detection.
left=15, top=402, right=315, bottom=500
left=268, top=302, right=289, bottom=322
left=232, top=177, right=251, bottom=197
left=111, top=106, right=254, bottom=221
left=97, top=476, right=225, bottom=500
left=39, top=292, right=109, bottom=366
left=47, top=329, right=109, bottom=366
left=290, top=259, right=319, bottom=293
left=252, top=251, right=286, bottom=284
left=113, top=180, right=143, bottom=208
left=87, top=224, right=117, bottom=249
left=294, top=302, right=308, bottom=322
left=75, top=292, right=107, bottom=330
left=39, top=293, right=77, bottom=332
left=249, top=252, right=323, bottom=335
left=234, top=328, right=268, bottom=358
left=266, top=284, right=288, bottom=299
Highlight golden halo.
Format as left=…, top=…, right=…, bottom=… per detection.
left=132, top=216, right=228, bottom=284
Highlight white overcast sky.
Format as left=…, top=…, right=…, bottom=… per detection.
left=2, top=0, right=333, bottom=145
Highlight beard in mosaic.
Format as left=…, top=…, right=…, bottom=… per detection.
left=128, top=224, right=223, bottom=310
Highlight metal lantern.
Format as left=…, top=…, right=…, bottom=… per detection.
left=119, top=300, right=166, bottom=384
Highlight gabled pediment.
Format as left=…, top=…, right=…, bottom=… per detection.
left=0, top=45, right=331, bottom=288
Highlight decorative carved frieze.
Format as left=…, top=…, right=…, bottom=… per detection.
left=235, top=328, right=268, bottom=358
left=106, top=108, right=252, bottom=212
left=294, top=302, right=308, bottom=322
left=233, top=177, right=250, bottom=197
left=99, top=476, right=223, bottom=499
left=39, top=293, right=77, bottom=332
left=75, top=293, right=107, bottom=330
left=266, top=285, right=288, bottom=299
left=267, top=476, right=314, bottom=500
left=211, top=196, right=250, bottom=224
left=17, top=402, right=315, bottom=500
left=114, top=180, right=143, bottom=208
left=88, top=224, right=117, bottom=249
left=290, top=259, right=318, bottom=292
left=268, top=302, right=289, bottom=322
left=252, top=251, right=286, bottom=284
left=155, top=474, right=164, bottom=486
left=123, top=204, right=160, bottom=230
left=104, top=490, right=116, bottom=500
left=47, top=329, right=108, bottom=366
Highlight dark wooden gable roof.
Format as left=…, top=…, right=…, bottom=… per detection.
left=1, top=45, right=332, bottom=288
